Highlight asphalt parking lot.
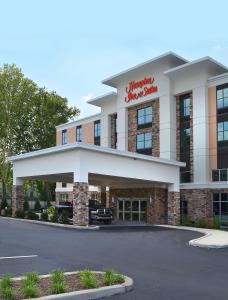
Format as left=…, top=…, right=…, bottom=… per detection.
left=0, top=218, right=228, bottom=300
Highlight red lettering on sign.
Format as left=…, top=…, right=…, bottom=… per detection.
left=124, top=76, right=158, bottom=103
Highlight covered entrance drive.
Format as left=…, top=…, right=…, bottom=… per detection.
left=8, top=143, right=184, bottom=226
left=118, top=198, right=147, bottom=222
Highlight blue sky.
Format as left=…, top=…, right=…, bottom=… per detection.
left=1, top=0, right=228, bottom=118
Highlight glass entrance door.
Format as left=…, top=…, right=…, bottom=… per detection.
left=118, top=198, right=147, bottom=222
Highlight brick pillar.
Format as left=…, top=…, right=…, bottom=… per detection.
left=167, top=191, right=180, bottom=225
left=12, top=185, right=24, bottom=217
left=100, top=186, right=107, bottom=207
left=73, top=182, right=89, bottom=226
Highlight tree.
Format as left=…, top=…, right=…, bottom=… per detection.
left=34, top=199, right=41, bottom=211
left=23, top=198, right=29, bottom=211
left=0, top=64, right=79, bottom=202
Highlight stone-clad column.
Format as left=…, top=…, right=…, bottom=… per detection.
left=167, top=191, right=180, bottom=225
left=73, top=182, right=89, bottom=226
left=100, top=186, right=107, bottom=207
left=12, top=185, right=24, bottom=217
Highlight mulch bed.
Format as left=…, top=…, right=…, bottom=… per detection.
left=8, top=273, right=124, bottom=300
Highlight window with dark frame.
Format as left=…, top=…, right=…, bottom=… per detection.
left=180, top=96, right=190, bottom=117
left=217, top=84, right=228, bottom=109
left=94, top=120, right=101, bottom=145
left=218, top=121, right=228, bottom=142
left=62, top=182, right=67, bottom=188
left=179, top=93, right=191, bottom=183
left=62, top=129, right=67, bottom=145
left=114, top=113, right=117, bottom=148
left=76, top=125, right=82, bottom=142
left=180, top=128, right=190, bottom=147
left=137, top=106, right=153, bottom=129
left=213, top=192, right=228, bottom=226
left=136, top=132, right=152, bottom=155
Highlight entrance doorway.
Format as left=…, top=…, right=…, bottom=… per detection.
left=118, top=198, right=147, bottom=222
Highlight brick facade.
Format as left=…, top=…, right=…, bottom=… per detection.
left=72, top=182, right=89, bottom=226
left=128, top=99, right=160, bottom=157
left=167, top=192, right=180, bottom=225
left=110, top=113, right=117, bottom=149
left=109, top=187, right=167, bottom=224
left=12, top=185, right=24, bottom=216
left=180, top=189, right=219, bottom=223
left=176, top=94, right=193, bottom=182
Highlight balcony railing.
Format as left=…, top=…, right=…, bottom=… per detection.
left=212, top=169, right=228, bottom=182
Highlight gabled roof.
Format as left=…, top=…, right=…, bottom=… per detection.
left=102, top=51, right=188, bottom=88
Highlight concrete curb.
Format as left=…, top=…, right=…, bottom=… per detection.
left=12, top=271, right=133, bottom=300
left=0, top=216, right=99, bottom=230
left=154, top=224, right=228, bottom=249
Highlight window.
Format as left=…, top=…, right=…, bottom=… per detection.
left=62, top=182, right=67, bottom=188
left=94, top=120, right=101, bottom=145
left=76, top=126, right=82, bottom=142
left=180, top=128, right=190, bottom=146
left=94, top=120, right=101, bottom=137
left=59, top=193, right=69, bottom=205
left=213, top=193, right=228, bottom=226
left=62, top=130, right=67, bottom=145
left=137, top=106, right=152, bottom=129
left=218, top=121, right=228, bottom=141
left=136, top=132, right=152, bottom=155
left=180, top=95, right=190, bottom=117
left=212, top=169, right=228, bottom=181
left=217, top=85, right=228, bottom=109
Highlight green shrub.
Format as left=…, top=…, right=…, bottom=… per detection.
left=23, top=272, right=39, bottom=285
left=79, top=270, right=98, bottom=289
left=103, top=269, right=124, bottom=286
left=60, top=210, right=69, bottom=224
left=15, top=209, right=25, bottom=219
left=0, top=274, right=12, bottom=289
left=23, top=199, right=29, bottom=212
left=27, top=210, right=39, bottom=220
left=34, top=200, right=41, bottom=211
left=182, top=216, right=192, bottom=226
left=21, top=284, right=39, bottom=299
left=4, top=208, right=12, bottom=217
left=51, top=211, right=58, bottom=223
left=21, top=272, right=40, bottom=299
left=210, top=219, right=220, bottom=229
left=195, top=218, right=206, bottom=228
left=1, top=199, right=8, bottom=210
left=0, top=287, right=15, bottom=300
left=41, top=211, right=48, bottom=221
left=50, top=270, right=66, bottom=294
left=51, top=282, right=66, bottom=294
left=51, top=269, right=64, bottom=284
left=47, top=206, right=55, bottom=216
left=0, top=274, right=15, bottom=300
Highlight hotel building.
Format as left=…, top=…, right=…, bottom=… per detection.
left=9, top=52, right=228, bottom=226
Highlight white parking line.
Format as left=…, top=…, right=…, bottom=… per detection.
left=0, top=255, right=38, bottom=260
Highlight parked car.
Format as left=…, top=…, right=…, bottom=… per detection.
left=54, top=200, right=113, bottom=225
left=89, top=200, right=113, bottom=224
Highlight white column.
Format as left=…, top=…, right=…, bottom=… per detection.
left=159, top=94, right=176, bottom=160
left=117, top=107, right=128, bottom=151
left=192, top=85, right=209, bottom=184
left=100, top=113, right=110, bottom=147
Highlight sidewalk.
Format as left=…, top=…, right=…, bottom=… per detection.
left=156, top=225, right=228, bottom=248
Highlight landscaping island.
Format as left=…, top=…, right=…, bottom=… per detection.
left=0, top=270, right=133, bottom=300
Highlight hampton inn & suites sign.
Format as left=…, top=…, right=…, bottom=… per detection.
left=124, top=76, right=158, bottom=103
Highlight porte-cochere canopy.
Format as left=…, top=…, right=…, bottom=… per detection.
left=8, top=143, right=185, bottom=225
